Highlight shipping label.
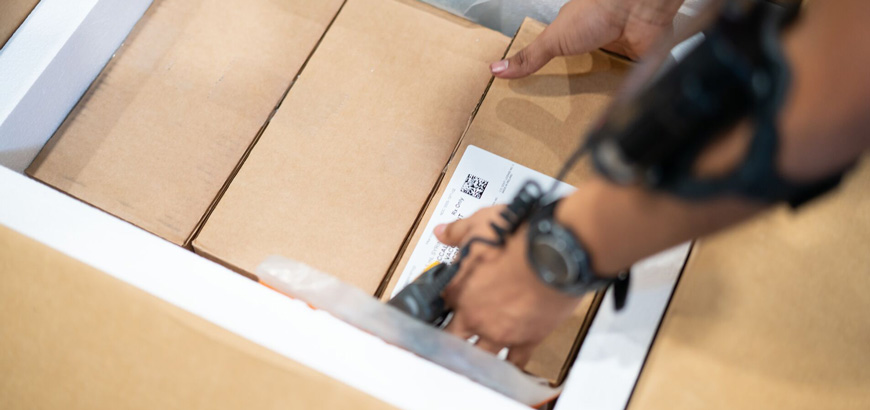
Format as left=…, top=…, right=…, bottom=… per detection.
left=391, top=145, right=575, bottom=296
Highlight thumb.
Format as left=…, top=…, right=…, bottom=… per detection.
left=490, top=37, right=556, bottom=79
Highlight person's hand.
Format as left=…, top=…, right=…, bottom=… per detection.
left=434, top=205, right=584, bottom=366
left=490, top=0, right=681, bottom=78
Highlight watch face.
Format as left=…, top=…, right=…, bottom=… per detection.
left=530, top=236, right=575, bottom=286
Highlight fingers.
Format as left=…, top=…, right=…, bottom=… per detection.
left=488, top=0, right=586, bottom=79
left=489, top=0, right=628, bottom=79
left=447, top=313, right=530, bottom=363
left=446, top=312, right=506, bottom=356
left=506, top=344, right=535, bottom=367
left=444, top=313, right=474, bottom=340
left=490, top=36, right=556, bottom=79
left=447, top=315, right=534, bottom=364
left=435, top=206, right=507, bottom=247
left=476, top=338, right=505, bottom=355
left=434, top=219, right=471, bottom=247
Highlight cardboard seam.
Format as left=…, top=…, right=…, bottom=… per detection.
left=192, top=241, right=260, bottom=282
left=374, top=169, right=446, bottom=298
left=185, top=113, right=269, bottom=247
left=372, top=93, right=482, bottom=297
left=555, top=291, right=606, bottom=385
left=187, top=0, right=349, bottom=248
left=599, top=48, right=636, bottom=64
left=21, top=175, right=193, bottom=247
left=374, top=30, right=517, bottom=299
left=441, top=24, right=521, bottom=178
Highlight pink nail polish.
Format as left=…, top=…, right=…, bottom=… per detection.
left=490, top=60, right=509, bottom=74
left=434, top=224, right=446, bottom=236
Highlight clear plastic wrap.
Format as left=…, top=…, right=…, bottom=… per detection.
left=257, top=256, right=561, bottom=406
left=422, top=0, right=709, bottom=41
left=421, top=0, right=566, bottom=36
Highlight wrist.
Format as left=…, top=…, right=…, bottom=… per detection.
left=526, top=199, right=620, bottom=296
left=553, top=180, right=627, bottom=277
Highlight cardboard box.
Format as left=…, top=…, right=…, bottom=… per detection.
left=0, top=0, right=39, bottom=48
left=193, top=0, right=510, bottom=289
left=382, top=18, right=631, bottom=383
left=0, top=2, right=681, bottom=407
left=629, top=159, right=870, bottom=409
left=0, top=224, right=393, bottom=410
left=198, top=14, right=629, bottom=383
left=27, top=0, right=344, bottom=246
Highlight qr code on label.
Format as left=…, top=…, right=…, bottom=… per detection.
left=461, top=174, right=488, bottom=199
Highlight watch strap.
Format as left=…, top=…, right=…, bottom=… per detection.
left=612, top=270, right=630, bottom=311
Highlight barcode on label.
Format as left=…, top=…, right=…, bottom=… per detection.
left=460, top=174, right=488, bottom=199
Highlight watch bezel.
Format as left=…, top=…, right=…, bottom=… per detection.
left=529, top=221, right=580, bottom=286
left=526, top=201, right=612, bottom=296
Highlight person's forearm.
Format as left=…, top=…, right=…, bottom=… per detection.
left=558, top=179, right=764, bottom=274
left=776, top=0, right=870, bottom=181
left=556, top=0, right=870, bottom=275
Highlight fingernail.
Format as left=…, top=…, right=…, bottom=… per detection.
left=490, top=60, right=509, bottom=74
left=434, top=224, right=446, bottom=236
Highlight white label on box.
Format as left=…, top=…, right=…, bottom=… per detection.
left=391, top=145, right=576, bottom=296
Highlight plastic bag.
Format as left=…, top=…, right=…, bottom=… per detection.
left=257, top=256, right=561, bottom=406
left=421, top=0, right=567, bottom=36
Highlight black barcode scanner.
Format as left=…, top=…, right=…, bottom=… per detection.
left=388, top=181, right=544, bottom=326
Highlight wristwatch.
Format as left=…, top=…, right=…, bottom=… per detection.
left=526, top=200, right=629, bottom=305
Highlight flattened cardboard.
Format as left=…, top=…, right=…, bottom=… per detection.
left=0, top=224, right=393, bottom=410
left=27, top=0, right=343, bottom=246
left=629, top=159, right=870, bottom=409
left=0, top=0, right=38, bottom=48
left=383, top=18, right=632, bottom=383
left=193, top=0, right=510, bottom=291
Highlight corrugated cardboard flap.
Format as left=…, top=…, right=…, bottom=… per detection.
left=0, top=224, right=392, bottom=410
left=630, top=158, right=870, bottom=409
